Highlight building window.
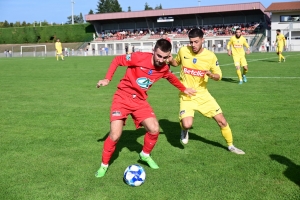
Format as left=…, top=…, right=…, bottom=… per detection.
left=280, top=15, right=300, bottom=22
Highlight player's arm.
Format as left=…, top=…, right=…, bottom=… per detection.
left=165, top=72, right=196, bottom=97
left=283, top=36, right=287, bottom=48
left=96, top=53, right=136, bottom=88
left=168, top=49, right=182, bottom=67
left=244, top=38, right=250, bottom=54
left=227, top=39, right=232, bottom=56
left=205, top=57, right=222, bottom=81
left=167, top=55, right=178, bottom=66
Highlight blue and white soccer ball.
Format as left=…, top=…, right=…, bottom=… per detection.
left=123, top=164, right=146, bottom=186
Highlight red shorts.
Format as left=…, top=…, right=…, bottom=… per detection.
left=110, top=91, right=156, bottom=129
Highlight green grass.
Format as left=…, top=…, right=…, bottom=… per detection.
left=0, top=52, right=300, bottom=200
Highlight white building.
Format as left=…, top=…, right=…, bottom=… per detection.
left=265, top=1, right=300, bottom=51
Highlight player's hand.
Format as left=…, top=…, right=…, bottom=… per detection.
left=96, top=79, right=110, bottom=88
left=184, top=88, right=196, bottom=97
left=246, top=49, right=250, bottom=54
left=205, top=70, right=212, bottom=77
left=165, top=54, right=173, bottom=64
left=227, top=50, right=231, bottom=56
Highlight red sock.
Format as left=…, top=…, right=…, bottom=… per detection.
left=142, top=132, right=159, bottom=154
left=102, top=136, right=117, bottom=165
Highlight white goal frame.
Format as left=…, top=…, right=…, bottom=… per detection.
left=20, top=45, right=47, bottom=57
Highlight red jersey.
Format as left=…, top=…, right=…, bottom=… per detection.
left=105, top=52, right=186, bottom=100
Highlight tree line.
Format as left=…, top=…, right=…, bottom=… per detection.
left=0, top=1, right=162, bottom=28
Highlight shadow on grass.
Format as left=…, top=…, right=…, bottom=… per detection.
left=159, top=119, right=227, bottom=151
left=270, top=154, right=300, bottom=187
left=260, top=60, right=278, bottom=63
left=221, top=77, right=239, bottom=83
left=97, top=129, right=145, bottom=166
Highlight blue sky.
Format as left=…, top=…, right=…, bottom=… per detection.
left=0, top=0, right=296, bottom=24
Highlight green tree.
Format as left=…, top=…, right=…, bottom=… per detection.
left=88, top=9, right=94, bottom=14
left=96, top=0, right=122, bottom=13
left=155, top=4, right=162, bottom=10
left=144, top=2, right=153, bottom=10
left=14, top=21, right=21, bottom=27
left=128, top=6, right=131, bottom=12
left=3, top=20, right=9, bottom=27
left=79, top=13, right=84, bottom=23
left=21, top=21, right=27, bottom=26
left=66, top=13, right=84, bottom=24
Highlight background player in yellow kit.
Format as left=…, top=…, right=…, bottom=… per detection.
left=227, top=28, right=250, bottom=84
left=55, top=39, right=64, bottom=61
left=275, top=29, right=286, bottom=63
left=168, top=28, right=245, bottom=155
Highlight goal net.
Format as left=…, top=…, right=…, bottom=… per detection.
left=20, top=45, right=47, bottom=57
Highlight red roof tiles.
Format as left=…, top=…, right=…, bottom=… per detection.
left=265, top=1, right=300, bottom=12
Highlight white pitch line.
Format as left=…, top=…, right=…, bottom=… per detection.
left=220, top=54, right=297, bottom=67
left=172, top=72, right=300, bottom=78
left=222, top=77, right=300, bottom=79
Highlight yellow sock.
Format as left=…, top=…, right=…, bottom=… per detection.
left=279, top=54, right=282, bottom=61
left=61, top=55, right=64, bottom=60
left=280, top=54, right=285, bottom=60
left=221, top=124, right=233, bottom=146
left=236, top=69, right=242, bottom=81
left=56, top=55, right=58, bottom=60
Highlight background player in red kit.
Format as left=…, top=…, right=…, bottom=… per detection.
left=95, top=39, right=196, bottom=178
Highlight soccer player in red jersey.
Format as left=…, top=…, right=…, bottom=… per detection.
left=95, top=39, right=196, bottom=178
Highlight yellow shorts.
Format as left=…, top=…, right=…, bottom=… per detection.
left=276, top=46, right=283, bottom=53
left=179, top=93, right=222, bottom=120
left=233, top=56, right=247, bottom=67
left=56, top=50, right=62, bottom=55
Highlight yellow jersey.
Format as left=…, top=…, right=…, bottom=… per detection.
left=55, top=42, right=62, bottom=52
left=227, top=35, right=249, bottom=56
left=276, top=34, right=286, bottom=47
left=174, top=46, right=222, bottom=99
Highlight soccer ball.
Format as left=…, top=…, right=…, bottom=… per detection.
left=123, top=164, right=146, bottom=186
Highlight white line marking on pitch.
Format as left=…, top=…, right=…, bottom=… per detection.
left=220, top=54, right=300, bottom=66
left=222, top=77, right=300, bottom=79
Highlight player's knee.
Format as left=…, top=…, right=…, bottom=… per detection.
left=148, top=126, right=160, bottom=134
left=148, top=122, right=160, bottom=134
left=109, top=134, right=120, bottom=142
left=217, top=120, right=227, bottom=128
left=182, top=121, right=192, bottom=130
left=235, top=66, right=240, bottom=70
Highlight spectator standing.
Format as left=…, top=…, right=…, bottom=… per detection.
left=271, top=41, right=275, bottom=52
left=217, top=43, right=221, bottom=52
left=265, top=41, right=270, bottom=52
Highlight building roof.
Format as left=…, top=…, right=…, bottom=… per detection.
left=85, top=2, right=266, bottom=22
left=265, top=1, right=300, bottom=12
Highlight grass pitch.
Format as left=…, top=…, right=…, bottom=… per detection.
left=0, top=52, right=299, bottom=200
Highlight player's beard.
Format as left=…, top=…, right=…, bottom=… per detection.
left=153, top=57, right=164, bottom=67
left=235, top=35, right=241, bottom=39
left=192, top=46, right=202, bottom=54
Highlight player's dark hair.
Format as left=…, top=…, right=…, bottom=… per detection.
left=154, top=39, right=172, bottom=52
left=236, top=28, right=241, bottom=31
left=276, top=29, right=281, bottom=32
left=188, top=28, right=204, bottom=38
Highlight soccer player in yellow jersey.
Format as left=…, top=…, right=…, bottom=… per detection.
left=227, top=28, right=250, bottom=84
left=168, top=28, right=245, bottom=154
left=275, top=29, right=286, bottom=63
left=55, top=39, right=64, bottom=61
